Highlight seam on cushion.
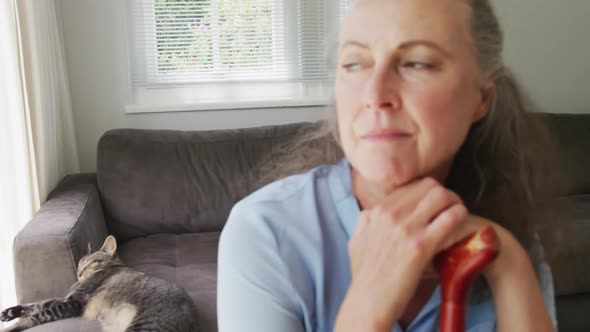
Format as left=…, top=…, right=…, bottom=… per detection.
left=97, top=153, right=104, bottom=195
left=175, top=234, right=179, bottom=285
left=564, top=193, right=590, bottom=198
left=117, top=134, right=301, bottom=147
left=106, top=127, right=311, bottom=146
left=64, top=183, right=95, bottom=274
left=97, top=139, right=103, bottom=191
left=97, top=134, right=108, bottom=205
left=62, top=236, right=77, bottom=283
left=64, top=183, right=93, bottom=236
left=15, top=234, right=87, bottom=239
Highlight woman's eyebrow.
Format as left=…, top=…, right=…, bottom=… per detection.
left=340, top=39, right=453, bottom=59
left=340, top=40, right=369, bottom=51
left=398, top=40, right=452, bottom=58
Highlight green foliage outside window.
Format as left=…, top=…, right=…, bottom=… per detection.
left=154, top=0, right=273, bottom=74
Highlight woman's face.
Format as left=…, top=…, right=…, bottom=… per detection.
left=335, top=0, right=492, bottom=190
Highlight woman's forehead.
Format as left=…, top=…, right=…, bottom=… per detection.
left=347, top=0, right=468, bottom=13
left=341, top=0, right=472, bottom=49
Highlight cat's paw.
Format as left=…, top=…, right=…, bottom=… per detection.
left=0, top=305, right=24, bottom=322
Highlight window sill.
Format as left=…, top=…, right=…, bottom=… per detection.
left=124, top=97, right=332, bottom=114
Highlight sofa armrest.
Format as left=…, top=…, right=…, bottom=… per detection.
left=13, top=173, right=109, bottom=303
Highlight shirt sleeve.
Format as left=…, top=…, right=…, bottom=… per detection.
left=217, top=202, right=305, bottom=332
left=530, top=232, right=558, bottom=330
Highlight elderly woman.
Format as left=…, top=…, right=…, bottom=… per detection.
left=217, top=0, right=559, bottom=331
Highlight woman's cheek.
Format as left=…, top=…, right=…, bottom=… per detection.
left=336, top=85, right=363, bottom=133
left=408, top=86, right=469, bottom=161
left=429, top=92, right=471, bottom=159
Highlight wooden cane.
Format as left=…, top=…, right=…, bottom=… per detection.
left=434, top=225, right=500, bottom=332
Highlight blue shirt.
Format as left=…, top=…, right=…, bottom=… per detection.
left=217, top=159, right=557, bottom=331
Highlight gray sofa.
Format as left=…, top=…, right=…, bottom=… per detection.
left=11, top=114, right=590, bottom=331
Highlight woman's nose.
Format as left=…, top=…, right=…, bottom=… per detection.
left=363, top=64, right=402, bottom=112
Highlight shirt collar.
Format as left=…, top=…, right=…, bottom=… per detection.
left=329, top=158, right=360, bottom=238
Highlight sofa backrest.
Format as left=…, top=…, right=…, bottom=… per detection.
left=541, top=113, right=590, bottom=296
left=543, top=113, right=590, bottom=196
left=96, top=122, right=322, bottom=240
left=96, top=114, right=590, bottom=296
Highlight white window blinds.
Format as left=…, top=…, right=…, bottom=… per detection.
left=127, top=0, right=349, bottom=87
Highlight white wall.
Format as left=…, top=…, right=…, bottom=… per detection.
left=58, top=0, right=590, bottom=172
left=494, top=0, right=590, bottom=114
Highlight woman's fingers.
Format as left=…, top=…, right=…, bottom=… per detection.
left=424, top=203, right=468, bottom=252
left=371, top=177, right=444, bottom=226
left=349, top=177, right=470, bottom=283
left=359, top=177, right=467, bottom=259
left=438, top=214, right=490, bottom=251
left=345, top=180, right=472, bottom=328
left=408, top=184, right=463, bottom=230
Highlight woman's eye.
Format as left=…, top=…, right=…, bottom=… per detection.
left=403, top=61, right=436, bottom=71
left=342, top=63, right=363, bottom=72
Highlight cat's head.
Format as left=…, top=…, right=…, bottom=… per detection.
left=77, top=235, right=121, bottom=281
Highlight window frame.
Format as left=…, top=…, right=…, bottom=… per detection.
left=124, top=0, right=344, bottom=113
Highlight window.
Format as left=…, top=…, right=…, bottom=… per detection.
left=126, top=0, right=349, bottom=112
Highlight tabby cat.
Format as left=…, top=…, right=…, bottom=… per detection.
left=0, top=235, right=200, bottom=332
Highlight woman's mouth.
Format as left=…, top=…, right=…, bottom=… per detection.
left=361, top=129, right=412, bottom=141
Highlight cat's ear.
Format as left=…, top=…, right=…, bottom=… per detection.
left=100, top=235, right=117, bottom=257
left=87, top=242, right=93, bottom=254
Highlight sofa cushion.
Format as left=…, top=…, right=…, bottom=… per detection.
left=542, top=113, right=590, bottom=196
left=96, top=123, right=318, bottom=240
left=117, top=232, right=219, bottom=332
left=556, top=293, right=590, bottom=332
left=550, top=194, right=590, bottom=296
left=25, top=318, right=102, bottom=332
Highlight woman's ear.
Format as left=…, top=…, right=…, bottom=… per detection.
left=473, top=83, right=495, bottom=123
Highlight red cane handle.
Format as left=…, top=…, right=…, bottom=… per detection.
left=434, top=225, right=500, bottom=332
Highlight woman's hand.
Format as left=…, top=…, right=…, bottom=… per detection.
left=443, top=216, right=555, bottom=332
left=471, top=221, right=556, bottom=332
left=335, top=177, right=470, bottom=332
left=335, top=175, right=554, bottom=332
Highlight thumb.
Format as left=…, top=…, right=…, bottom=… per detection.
left=438, top=214, right=485, bottom=251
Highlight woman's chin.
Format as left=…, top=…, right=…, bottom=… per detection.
left=354, top=159, right=418, bottom=189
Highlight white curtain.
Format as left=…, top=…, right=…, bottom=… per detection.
left=0, top=0, right=79, bottom=324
